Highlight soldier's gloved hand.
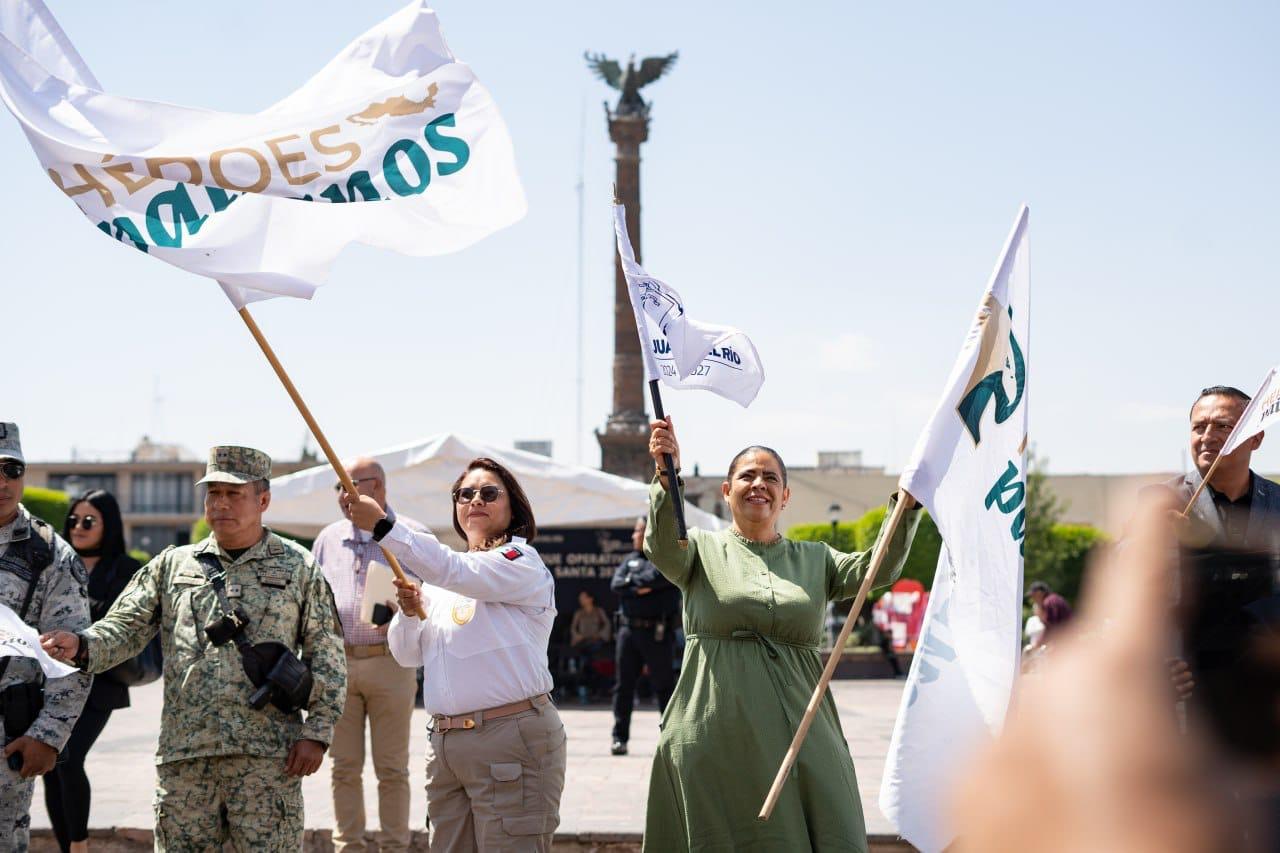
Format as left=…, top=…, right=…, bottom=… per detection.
left=40, top=630, right=80, bottom=663
left=285, top=739, right=326, bottom=777
left=3, top=736, right=58, bottom=778
left=340, top=492, right=386, bottom=532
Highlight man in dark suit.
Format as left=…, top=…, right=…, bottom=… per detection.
left=1168, top=385, right=1280, bottom=553
left=1164, top=385, right=1280, bottom=743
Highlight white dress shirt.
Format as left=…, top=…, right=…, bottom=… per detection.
left=383, top=522, right=556, bottom=716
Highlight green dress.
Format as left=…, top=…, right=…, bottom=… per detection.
left=642, top=481, right=920, bottom=853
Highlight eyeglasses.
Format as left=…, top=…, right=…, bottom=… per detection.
left=452, top=485, right=505, bottom=505
left=0, top=461, right=25, bottom=481
left=333, top=477, right=380, bottom=493
left=67, top=515, right=98, bottom=531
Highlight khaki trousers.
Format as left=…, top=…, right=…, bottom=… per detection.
left=331, top=650, right=419, bottom=853
left=426, top=701, right=567, bottom=852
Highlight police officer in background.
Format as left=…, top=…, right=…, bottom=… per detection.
left=0, top=423, right=91, bottom=851
left=43, top=446, right=347, bottom=852
left=609, top=515, right=680, bottom=756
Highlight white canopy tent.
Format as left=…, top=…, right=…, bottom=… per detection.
left=265, top=433, right=725, bottom=541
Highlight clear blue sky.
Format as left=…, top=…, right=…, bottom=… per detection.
left=3, top=1, right=1278, bottom=477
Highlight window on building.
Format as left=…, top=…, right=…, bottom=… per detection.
left=130, top=525, right=189, bottom=556
left=131, top=472, right=195, bottom=514
left=48, top=473, right=118, bottom=498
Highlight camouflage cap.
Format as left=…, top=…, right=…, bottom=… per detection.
left=197, top=445, right=271, bottom=485
left=0, top=423, right=22, bottom=463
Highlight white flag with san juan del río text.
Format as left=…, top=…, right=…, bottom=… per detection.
left=612, top=204, right=764, bottom=407
left=1220, top=366, right=1280, bottom=457
left=879, top=206, right=1030, bottom=853
left=0, top=0, right=525, bottom=308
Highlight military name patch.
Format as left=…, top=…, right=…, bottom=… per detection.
left=226, top=583, right=243, bottom=598
left=257, top=566, right=292, bottom=588
left=501, top=546, right=522, bottom=561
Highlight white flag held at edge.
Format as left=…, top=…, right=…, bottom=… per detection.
left=0, top=0, right=526, bottom=308
left=879, top=206, right=1030, bottom=853
left=1220, top=366, right=1280, bottom=457
left=0, top=602, right=77, bottom=679
left=612, top=204, right=764, bottom=407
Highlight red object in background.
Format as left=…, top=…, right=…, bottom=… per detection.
left=872, top=579, right=929, bottom=651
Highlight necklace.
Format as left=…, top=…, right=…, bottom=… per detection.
left=729, top=526, right=782, bottom=546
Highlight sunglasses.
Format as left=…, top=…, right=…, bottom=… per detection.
left=0, top=461, right=25, bottom=481
left=452, top=485, right=505, bottom=505
left=333, top=477, right=380, bottom=493
left=67, top=514, right=99, bottom=531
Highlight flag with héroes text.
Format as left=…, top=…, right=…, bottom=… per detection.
left=0, top=0, right=525, bottom=308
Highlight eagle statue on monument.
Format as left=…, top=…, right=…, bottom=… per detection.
left=583, top=51, right=679, bottom=116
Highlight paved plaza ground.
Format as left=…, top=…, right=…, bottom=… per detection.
left=30, top=678, right=908, bottom=838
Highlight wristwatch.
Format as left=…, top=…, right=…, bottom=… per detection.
left=372, top=517, right=394, bottom=542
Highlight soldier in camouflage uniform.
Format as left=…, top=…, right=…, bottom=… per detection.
left=44, top=446, right=346, bottom=852
left=0, top=423, right=92, bottom=853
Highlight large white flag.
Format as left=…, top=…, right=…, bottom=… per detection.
left=612, top=204, right=764, bottom=407
left=0, top=602, right=77, bottom=679
left=1220, top=366, right=1280, bottom=456
left=0, top=0, right=525, bottom=307
left=879, top=206, right=1030, bottom=853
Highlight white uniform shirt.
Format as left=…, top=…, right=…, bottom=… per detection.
left=383, top=522, right=556, bottom=716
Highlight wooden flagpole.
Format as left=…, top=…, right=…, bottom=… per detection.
left=758, top=490, right=913, bottom=821
left=237, top=306, right=428, bottom=620
left=1179, top=452, right=1225, bottom=518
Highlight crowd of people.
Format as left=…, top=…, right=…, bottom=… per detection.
left=0, top=379, right=1273, bottom=852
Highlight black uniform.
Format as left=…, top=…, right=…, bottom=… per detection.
left=610, top=550, right=680, bottom=745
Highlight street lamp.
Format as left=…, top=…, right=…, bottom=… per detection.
left=827, top=502, right=842, bottom=541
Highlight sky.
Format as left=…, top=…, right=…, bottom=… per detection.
left=2, top=1, right=1278, bottom=478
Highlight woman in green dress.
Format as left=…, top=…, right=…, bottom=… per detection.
left=642, top=417, right=920, bottom=852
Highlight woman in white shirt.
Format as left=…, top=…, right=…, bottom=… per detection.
left=346, top=456, right=566, bottom=852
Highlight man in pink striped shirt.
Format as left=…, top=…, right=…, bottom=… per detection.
left=314, top=457, right=426, bottom=853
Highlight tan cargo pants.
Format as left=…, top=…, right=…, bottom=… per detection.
left=425, top=699, right=567, bottom=852
left=331, top=649, right=418, bottom=852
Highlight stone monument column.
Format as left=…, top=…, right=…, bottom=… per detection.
left=585, top=51, right=678, bottom=481
left=596, top=110, right=651, bottom=481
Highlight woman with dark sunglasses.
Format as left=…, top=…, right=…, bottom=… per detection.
left=42, top=490, right=140, bottom=853
left=345, top=456, right=566, bottom=852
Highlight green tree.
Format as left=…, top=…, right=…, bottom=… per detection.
left=788, top=506, right=943, bottom=591
left=21, top=487, right=69, bottom=529
left=1023, top=448, right=1108, bottom=603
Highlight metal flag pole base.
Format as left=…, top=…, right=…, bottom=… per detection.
left=757, top=491, right=913, bottom=821
left=647, top=380, right=689, bottom=549
left=236, top=306, right=428, bottom=620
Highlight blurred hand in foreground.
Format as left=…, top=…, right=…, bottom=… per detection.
left=953, top=490, right=1235, bottom=853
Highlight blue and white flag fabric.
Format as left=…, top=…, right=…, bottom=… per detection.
left=612, top=204, right=764, bottom=407
left=879, top=206, right=1030, bottom=853
left=0, top=0, right=525, bottom=308
left=1220, top=365, right=1280, bottom=456
left=0, top=602, right=76, bottom=679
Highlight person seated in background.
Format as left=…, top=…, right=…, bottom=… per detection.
left=42, top=490, right=140, bottom=853
left=568, top=589, right=611, bottom=703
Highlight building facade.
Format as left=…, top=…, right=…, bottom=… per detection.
left=23, top=437, right=314, bottom=554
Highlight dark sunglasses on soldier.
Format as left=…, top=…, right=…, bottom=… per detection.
left=452, top=485, right=504, bottom=505
left=0, top=461, right=25, bottom=481
left=67, top=515, right=99, bottom=531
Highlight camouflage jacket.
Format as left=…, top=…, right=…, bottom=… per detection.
left=0, top=505, right=91, bottom=750
left=82, top=529, right=346, bottom=764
